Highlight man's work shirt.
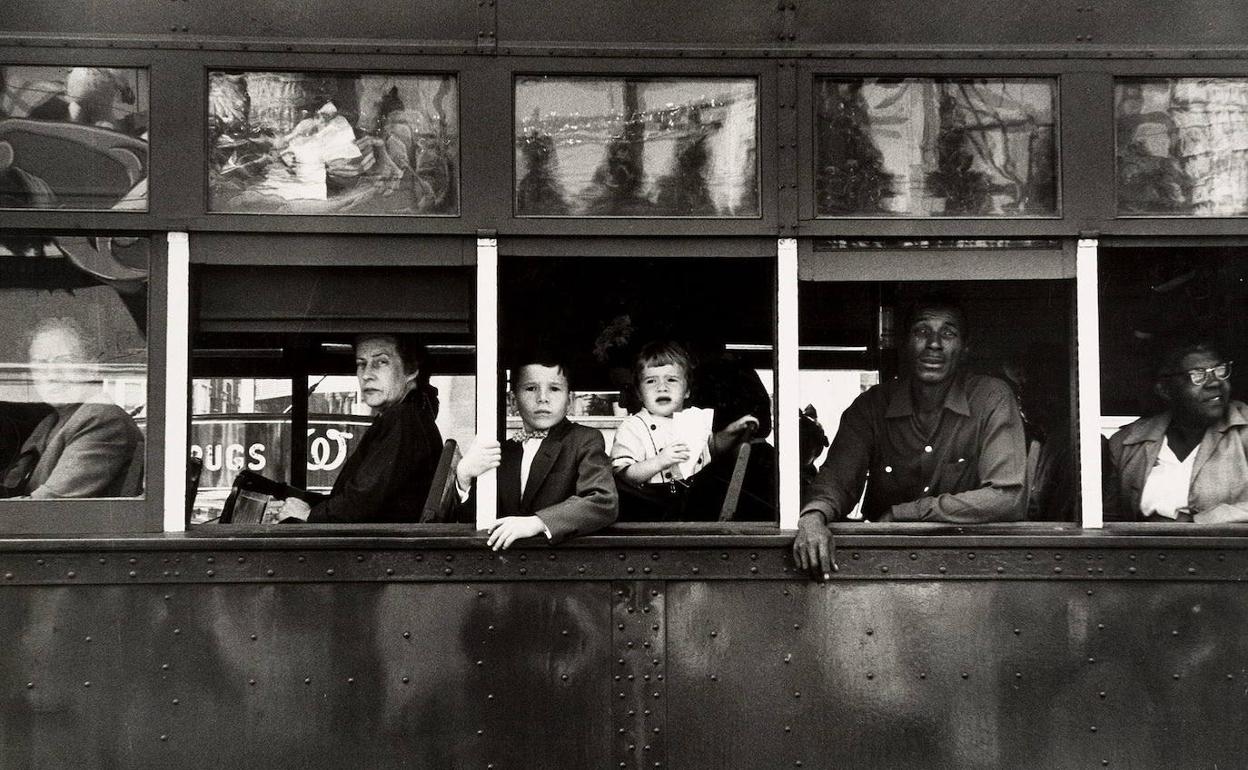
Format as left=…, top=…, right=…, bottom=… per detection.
left=801, top=374, right=1027, bottom=523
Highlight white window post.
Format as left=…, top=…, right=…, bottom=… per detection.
left=474, top=235, right=499, bottom=531
left=778, top=238, right=800, bottom=530
left=163, top=232, right=190, bottom=532
left=1076, top=237, right=1103, bottom=529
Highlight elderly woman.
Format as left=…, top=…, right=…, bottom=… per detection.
left=276, top=333, right=443, bottom=523
left=1105, top=337, right=1248, bottom=523
left=1, top=317, right=144, bottom=498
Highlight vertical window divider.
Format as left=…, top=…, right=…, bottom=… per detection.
left=164, top=232, right=190, bottom=532
left=778, top=237, right=800, bottom=530
left=1076, top=237, right=1103, bottom=529
left=475, top=236, right=499, bottom=532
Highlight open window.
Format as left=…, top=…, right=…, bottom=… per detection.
left=798, top=239, right=1077, bottom=523
left=498, top=250, right=778, bottom=523
left=1099, top=243, right=1248, bottom=524
left=188, top=259, right=475, bottom=527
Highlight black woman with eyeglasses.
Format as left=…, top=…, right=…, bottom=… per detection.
left=1105, top=337, right=1245, bottom=523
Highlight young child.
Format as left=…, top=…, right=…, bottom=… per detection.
left=610, top=341, right=758, bottom=519
left=454, top=354, right=618, bottom=550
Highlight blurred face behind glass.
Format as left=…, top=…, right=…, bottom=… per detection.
left=29, top=325, right=98, bottom=407
left=1159, top=349, right=1231, bottom=428
left=514, top=364, right=570, bottom=431
left=906, top=307, right=966, bottom=386
left=355, top=337, right=415, bottom=412
left=638, top=363, right=689, bottom=418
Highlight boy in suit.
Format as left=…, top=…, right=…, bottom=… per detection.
left=455, top=355, right=618, bottom=550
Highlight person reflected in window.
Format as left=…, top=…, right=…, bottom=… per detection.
left=1105, top=337, right=1248, bottom=523
left=274, top=334, right=441, bottom=523
left=452, top=354, right=617, bottom=550
left=1, top=317, right=143, bottom=498
left=794, top=296, right=1028, bottom=579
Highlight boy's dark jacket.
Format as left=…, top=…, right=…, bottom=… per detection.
left=460, top=419, right=618, bottom=543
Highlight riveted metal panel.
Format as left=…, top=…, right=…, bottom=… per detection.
left=495, top=0, right=778, bottom=47
left=663, top=579, right=1248, bottom=769
left=0, top=579, right=613, bottom=768
left=612, top=580, right=666, bottom=769
left=0, top=0, right=477, bottom=42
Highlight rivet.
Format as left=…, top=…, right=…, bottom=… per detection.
left=206, top=570, right=215, bottom=577
left=721, top=553, right=729, bottom=561
left=561, top=674, right=569, bottom=681
left=996, top=566, right=1005, bottom=574
left=793, top=691, right=800, bottom=698
left=626, top=567, right=634, bottom=574
left=1087, top=589, right=1094, bottom=596
left=650, top=589, right=659, bottom=597
left=1099, top=691, right=1106, bottom=698
left=578, top=566, right=586, bottom=574
left=1173, top=674, right=1181, bottom=680
left=618, top=554, right=626, bottom=561
left=445, top=568, right=454, bottom=575
left=161, top=663, right=170, bottom=671
left=159, top=735, right=168, bottom=742
left=784, top=725, right=792, bottom=732
left=129, top=571, right=137, bottom=578
left=967, top=553, right=975, bottom=560
left=1014, top=628, right=1021, bottom=635
left=1015, top=672, right=1022, bottom=679
left=866, top=673, right=874, bottom=680
left=415, top=555, right=423, bottom=562
left=1129, top=567, right=1137, bottom=574
left=919, top=672, right=926, bottom=679
left=172, top=698, right=179, bottom=705
left=643, top=567, right=652, bottom=574
left=1090, top=726, right=1097, bottom=733
left=128, top=558, right=136, bottom=565
left=98, top=558, right=106, bottom=565
left=961, top=672, right=969, bottom=679
left=356, top=555, right=365, bottom=563
left=25, top=682, right=33, bottom=689
left=206, top=557, right=215, bottom=564
left=1087, top=658, right=1095, bottom=664
left=1172, top=630, right=1179, bottom=636
left=4, top=574, right=12, bottom=580
left=403, top=632, right=411, bottom=639
left=851, top=552, right=859, bottom=560
left=248, top=679, right=256, bottom=686
left=1228, top=674, right=1236, bottom=680
left=691, top=567, right=700, bottom=574
left=446, top=554, right=456, bottom=562
left=1025, top=553, right=1033, bottom=560
left=67, top=571, right=76, bottom=579
left=1188, top=567, right=1197, bottom=574
left=938, top=566, right=947, bottom=574
left=83, top=681, right=91, bottom=687
left=386, top=568, right=395, bottom=576
left=237, top=557, right=245, bottom=563
left=793, top=623, right=800, bottom=630
left=710, top=631, right=717, bottom=637
left=325, top=569, right=334, bottom=576
left=266, top=570, right=275, bottom=577
left=305, top=678, right=312, bottom=685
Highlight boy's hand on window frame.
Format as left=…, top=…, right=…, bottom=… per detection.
left=487, top=516, right=548, bottom=551
left=457, top=436, right=502, bottom=489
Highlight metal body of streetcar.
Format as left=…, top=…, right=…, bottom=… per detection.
left=3, top=1, right=1248, bottom=767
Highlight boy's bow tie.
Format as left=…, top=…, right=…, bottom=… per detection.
left=511, top=428, right=549, bottom=443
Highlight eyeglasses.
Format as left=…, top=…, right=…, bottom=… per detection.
left=1162, top=361, right=1232, bottom=386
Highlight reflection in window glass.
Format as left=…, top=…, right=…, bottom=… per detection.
left=1, top=65, right=149, bottom=211
left=1117, top=78, right=1248, bottom=216
left=208, top=70, right=459, bottom=215
left=814, top=78, right=1057, bottom=217
left=514, top=76, right=759, bottom=217
left=0, top=234, right=147, bottom=499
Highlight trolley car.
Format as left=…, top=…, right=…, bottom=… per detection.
left=2, top=1, right=1248, bottom=766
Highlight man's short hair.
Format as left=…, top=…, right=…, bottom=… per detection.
left=1151, top=334, right=1224, bottom=380
left=509, top=350, right=571, bottom=392
left=901, top=294, right=970, bottom=341
left=633, top=340, right=693, bottom=384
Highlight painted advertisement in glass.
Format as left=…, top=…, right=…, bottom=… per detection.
left=1117, top=78, right=1248, bottom=216
left=208, top=70, right=458, bottom=215
left=515, top=76, right=759, bottom=217
left=1, top=66, right=148, bottom=211
left=814, top=78, right=1057, bottom=217
left=0, top=233, right=148, bottom=499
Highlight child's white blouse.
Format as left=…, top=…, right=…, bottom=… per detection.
left=610, top=406, right=714, bottom=484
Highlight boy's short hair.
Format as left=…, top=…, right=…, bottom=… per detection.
left=633, top=340, right=693, bottom=384
left=509, top=350, right=571, bottom=392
